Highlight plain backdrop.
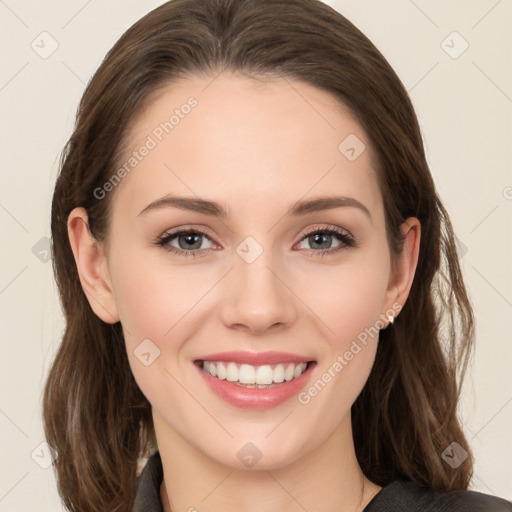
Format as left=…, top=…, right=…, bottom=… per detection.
left=0, top=1, right=511, bottom=510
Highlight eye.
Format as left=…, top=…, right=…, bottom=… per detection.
left=295, top=226, right=354, bottom=257
left=156, top=228, right=216, bottom=257
left=155, top=225, right=355, bottom=258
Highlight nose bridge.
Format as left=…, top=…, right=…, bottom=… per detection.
left=220, top=235, right=296, bottom=332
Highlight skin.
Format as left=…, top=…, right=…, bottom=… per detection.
left=68, top=71, right=420, bottom=512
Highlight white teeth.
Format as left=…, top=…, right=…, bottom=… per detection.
left=293, top=364, right=303, bottom=379
left=239, top=364, right=256, bottom=384
left=226, top=362, right=238, bottom=382
left=284, top=364, right=295, bottom=382
left=201, top=361, right=308, bottom=385
left=273, top=364, right=285, bottom=383
left=255, top=364, right=273, bottom=384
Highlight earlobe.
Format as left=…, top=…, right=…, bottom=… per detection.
left=382, top=217, right=421, bottom=323
left=67, top=207, right=120, bottom=324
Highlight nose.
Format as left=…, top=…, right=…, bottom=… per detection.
left=219, top=250, right=298, bottom=335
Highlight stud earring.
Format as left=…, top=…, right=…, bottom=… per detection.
left=388, top=314, right=394, bottom=325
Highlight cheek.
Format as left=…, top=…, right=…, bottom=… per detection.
left=293, top=250, right=389, bottom=407
left=296, top=251, right=389, bottom=342
left=108, top=247, right=222, bottom=395
left=110, top=253, right=200, bottom=411
left=295, top=275, right=385, bottom=442
left=109, top=247, right=210, bottom=343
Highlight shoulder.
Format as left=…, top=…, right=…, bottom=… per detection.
left=364, top=479, right=512, bottom=512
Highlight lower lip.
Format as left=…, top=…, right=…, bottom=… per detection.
left=194, top=361, right=317, bottom=410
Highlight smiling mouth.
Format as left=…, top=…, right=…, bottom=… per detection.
left=194, top=360, right=316, bottom=388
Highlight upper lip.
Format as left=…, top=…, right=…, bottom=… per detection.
left=194, top=351, right=315, bottom=366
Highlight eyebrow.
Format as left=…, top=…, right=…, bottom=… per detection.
left=138, top=194, right=372, bottom=221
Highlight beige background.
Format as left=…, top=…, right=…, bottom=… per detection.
left=0, top=0, right=511, bottom=509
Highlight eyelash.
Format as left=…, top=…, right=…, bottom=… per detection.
left=155, top=225, right=355, bottom=258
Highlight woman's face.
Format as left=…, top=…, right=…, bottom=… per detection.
left=79, top=71, right=418, bottom=469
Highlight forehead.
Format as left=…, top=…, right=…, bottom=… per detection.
left=111, top=71, right=383, bottom=222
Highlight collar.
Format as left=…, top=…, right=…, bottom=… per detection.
left=133, top=451, right=164, bottom=512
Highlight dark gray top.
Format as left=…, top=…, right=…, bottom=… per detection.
left=133, top=451, right=512, bottom=512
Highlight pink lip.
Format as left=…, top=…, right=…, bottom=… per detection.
left=194, top=350, right=314, bottom=366
left=194, top=359, right=317, bottom=410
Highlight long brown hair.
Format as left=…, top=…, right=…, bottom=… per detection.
left=44, top=0, right=475, bottom=510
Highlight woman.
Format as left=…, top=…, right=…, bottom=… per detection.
left=43, top=0, right=512, bottom=511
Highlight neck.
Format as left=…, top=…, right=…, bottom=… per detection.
left=155, top=411, right=381, bottom=512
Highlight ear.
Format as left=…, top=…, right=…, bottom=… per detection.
left=381, top=217, right=421, bottom=323
left=67, top=207, right=120, bottom=324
